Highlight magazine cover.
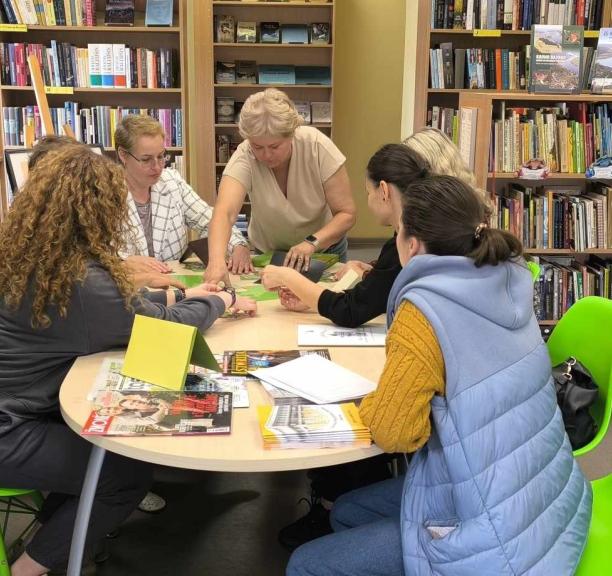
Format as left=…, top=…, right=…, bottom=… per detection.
left=82, top=390, right=232, bottom=436
left=592, top=28, right=612, bottom=93
left=529, top=25, right=583, bottom=95
left=222, top=349, right=330, bottom=376
left=257, top=403, right=372, bottom=449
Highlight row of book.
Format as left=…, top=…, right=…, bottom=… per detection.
left=0, top=0, right=96, bottom=26
left=0, top=43, right=179, bottom=89
left=430, top=44, right=601, bottom=92
left=215, top=61, right=331, bottom=86
left=214, top=16, right=331, bottom=44
left=216, top=96, right=331, bottom=124
left=490, top=102, right=612, bottom=174
left=492, top=185, right=612, bottom=250
left=427, top=105, right=461, bottom=145
left=533, top=256, right=612, bottom=320
left=2, top=104, right=183, bottom=148
left=430, top=0, right=605, bottom=30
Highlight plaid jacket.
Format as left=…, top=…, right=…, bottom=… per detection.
left=122, top=168, right=247, bottom=261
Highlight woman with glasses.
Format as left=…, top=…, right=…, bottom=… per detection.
left=115, top=115, right=251, bottom=274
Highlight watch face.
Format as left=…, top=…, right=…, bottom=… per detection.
left=305, top=235, right=318, bottom=243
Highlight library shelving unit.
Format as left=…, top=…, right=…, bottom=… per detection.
left=0, top=0, right=189, bottom=219
left=193, top=0, right=335, bottom=209
left=414, top=0, right=612, bottom=327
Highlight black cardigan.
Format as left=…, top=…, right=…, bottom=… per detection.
left=317, top=235, right=402, bottom=328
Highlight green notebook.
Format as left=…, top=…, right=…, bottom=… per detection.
left=122, top=315, right=220, bottom=391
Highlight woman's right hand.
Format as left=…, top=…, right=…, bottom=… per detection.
left=203, top=261, right=230, bottom=286
left=125, top=255, right=172, bottom=274
left=279, top=287, right=310, bottom=313
left=232, top=296, right=257, bottom=317
left=336, top=260, right=373, bottom=280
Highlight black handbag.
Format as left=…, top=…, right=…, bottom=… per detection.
left=552, top=357, right=599, bottom=450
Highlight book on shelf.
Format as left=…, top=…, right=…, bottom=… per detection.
left=250, top=354, right=377, bottom=404
left=236, top=60, right=257, bottom=84
left=258, top=64, right=295, bottom=85
left=216, top=96, right=234, bottom=123
left=592, top=28, right=612, bottom=94
left=104, top=0, right=135, bottom=27
left=222, top=349, right=331, bottom=377
left=458, top=106, right=478, bottom=171
left=82, top=390, right=233, bottom=436
left=216, top=133, right=230, bottom=162
left=281, top=24, right=309, bottom=44
left=145, top=0, right=173, bottom=27
left=529, top=25, right=583, bottom=95
left=309, top=22, right=330, bottom=44
left=216, top=61, right=236, bottom=83
left=295, top=66, right=331, bottom=85
left=257, top=403, right=372, bottom=450
left=215, top=14, right=236, bottom=43
left=310, top=101, right=331, bottom=123
left=294, top=101, right=311, bottom=124
left=430, top=0, right=606, bottom=31
left=237, top=21, right=257, bottom=43
left=260, top=21, right=280, bottom=44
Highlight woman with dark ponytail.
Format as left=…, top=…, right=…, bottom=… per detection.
left=287, top=152, right=591, bottom=576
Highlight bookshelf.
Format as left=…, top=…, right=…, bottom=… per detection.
left=0, top=0, right=189, bottom=219
left=414, top=1, right=612, bottom=325
left=193, top=0, right=335, bottom=214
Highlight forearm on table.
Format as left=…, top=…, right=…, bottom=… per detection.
left=311, top=212, right=355, bottom=249
left=279, top=268, right=325, bottom=309
left=208, top=211, right=236, bottom=264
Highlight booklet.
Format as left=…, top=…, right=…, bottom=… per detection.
left=250, top=354, right=377, bottom=405
left=222, top=349, right=330, bottom=376
left=89, top=358, right=249, bottom=408
left=82, top=390, right=232, bottom=436
left=297, top=324, right=386, bottom=347
left=258, top=403, right=372, bottom=449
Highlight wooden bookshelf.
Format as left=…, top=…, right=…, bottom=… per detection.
left=414, top=0, right=612, bottom=325
left=0, top=0, right=189, bottom=220
left=194, top=0, right=335, bottom=205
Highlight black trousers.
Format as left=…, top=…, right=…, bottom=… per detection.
left=0, top=415, right=152, bottom=571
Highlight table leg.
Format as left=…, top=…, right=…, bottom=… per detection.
left=67, top=445, right=106, bottom=576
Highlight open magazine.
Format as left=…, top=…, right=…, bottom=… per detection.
left=222, top=349, right=330, bottom=376
left=89, top=358, right=249, bottom=408
left=82, top=390, right=232, bottom=436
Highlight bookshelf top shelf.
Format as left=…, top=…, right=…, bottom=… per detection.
left=0, top=86, right=182, bottom=94
left=489, top=173, right=589, bottom=180
left=524, top=249, right=612, bottom=255
left=16, top=25, right=181, bottom=33
left=429, top=29, right=599, bottom=37
left=212, top=1, right=333, bottom=6
left=431, top=89, right=612, bottom=101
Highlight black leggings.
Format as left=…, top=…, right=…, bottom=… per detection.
left=0, top=417, right=152, bottom=571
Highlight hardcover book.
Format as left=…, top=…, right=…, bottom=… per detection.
left=258, top=64, right=295, bottom=85
left=309, top=23, right=330, bottom=44
left=295, top=66, right=331, bottom=85
left=215, top=14, right=236, bottom=43
left=310, top=101, right=331, bottom=123
left=237, top=21, right=257, bottom=43
left=529, top=25, right=584, bottom=95
left=260, top=21, right=280, bottom=43
left=104, top=0, right=134, bottom=26
left=215, top=61, right=236, bottom=84
left=222, top=349, right=330, bottom=377
left=216, top=96, right=235, bottom=123
left=235, top=60, right=257, bottom=84
left=294, top=101, right=311, bottom=123
left=281, top=24, right=309, bottom=44
left=592, top=28, right=612, bottom=93
left=145, top=0, right=173, bottom=27
left=83, top=390, right=232, bottom=436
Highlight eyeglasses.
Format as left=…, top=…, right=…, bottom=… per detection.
left=121, top=148, right=171, bottom=168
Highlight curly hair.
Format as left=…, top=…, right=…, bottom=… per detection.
left=0, top=146, right=135, bottom=328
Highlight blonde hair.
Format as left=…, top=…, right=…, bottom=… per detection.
left=402, top=127, right=477, bottom=188
left=0, top=147, right=135, bottom=328
left=238, top=88, right=302, bottom=139
left=114, top=114, right=165, bottom=153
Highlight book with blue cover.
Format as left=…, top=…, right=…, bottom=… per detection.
left=295, top=66, right=331, bottom=85
left=258, top=65, right=296, bottom=85
left=281, top=24, right=308, bottom=44
left=145, top=0, right=173, bottom=27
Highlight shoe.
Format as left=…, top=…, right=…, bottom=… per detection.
left=137, top=491, right=166, bottom=513
left=278, top=498, right=332, bottom=552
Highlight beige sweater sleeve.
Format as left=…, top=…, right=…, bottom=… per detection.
left=359, top=301, right=445, bottom=453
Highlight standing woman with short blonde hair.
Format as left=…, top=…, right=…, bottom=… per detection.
left=205, top=88, right=357, bottom=283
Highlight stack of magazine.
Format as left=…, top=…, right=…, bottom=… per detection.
left=257, top=403, right=372, bottom=450
left=82, top=358, right=246, bottom=436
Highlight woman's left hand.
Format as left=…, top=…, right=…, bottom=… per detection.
left=227, top=244, right=254, bottom=275
left=284, top=241, right=316, bottom=272
left=261, top=265, right=291, bottom=290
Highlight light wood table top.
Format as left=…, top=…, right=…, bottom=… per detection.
left=60, top=265, right=384, bottom=472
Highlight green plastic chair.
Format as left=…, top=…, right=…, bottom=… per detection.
left=546, top=296, right=612, bottom=576
left=0, top=488, right=43, bottom=576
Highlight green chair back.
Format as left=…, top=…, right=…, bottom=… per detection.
left=546, top=296, right=612, bottom=457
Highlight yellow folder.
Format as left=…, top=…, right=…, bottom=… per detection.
left=121, top=315, right=220, bottom=391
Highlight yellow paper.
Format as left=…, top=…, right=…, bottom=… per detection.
left=473, top=29, right=501, bottom=37
left=122, top=315, right=219, bottom=391
left=0, top=24, right=27, bottom=32
left=45, top=86, right=74, bottom=94
left=584, top=31, right=599, bottom=39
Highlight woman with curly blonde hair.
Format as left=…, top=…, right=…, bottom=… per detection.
left=0, top=146, right=253, bottom=576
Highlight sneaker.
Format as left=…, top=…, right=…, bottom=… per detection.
left=278, top=498, right=332, bottom=552
left=137, top=491, right=166, bottom=513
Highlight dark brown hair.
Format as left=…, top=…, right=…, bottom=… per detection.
left=28, top=134, right=84, bottom=170
left=399, top=175, right=523, bottom=267
left=366, top=143, right=429, bottom=191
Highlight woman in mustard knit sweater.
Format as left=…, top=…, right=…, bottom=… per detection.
left=286, top=146, right=591, bottom=576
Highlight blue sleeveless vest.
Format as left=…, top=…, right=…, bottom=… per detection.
left=387, top=255, right=591, bottom=576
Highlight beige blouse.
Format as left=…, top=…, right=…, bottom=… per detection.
left=223, top=126, right=346, bottom=252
